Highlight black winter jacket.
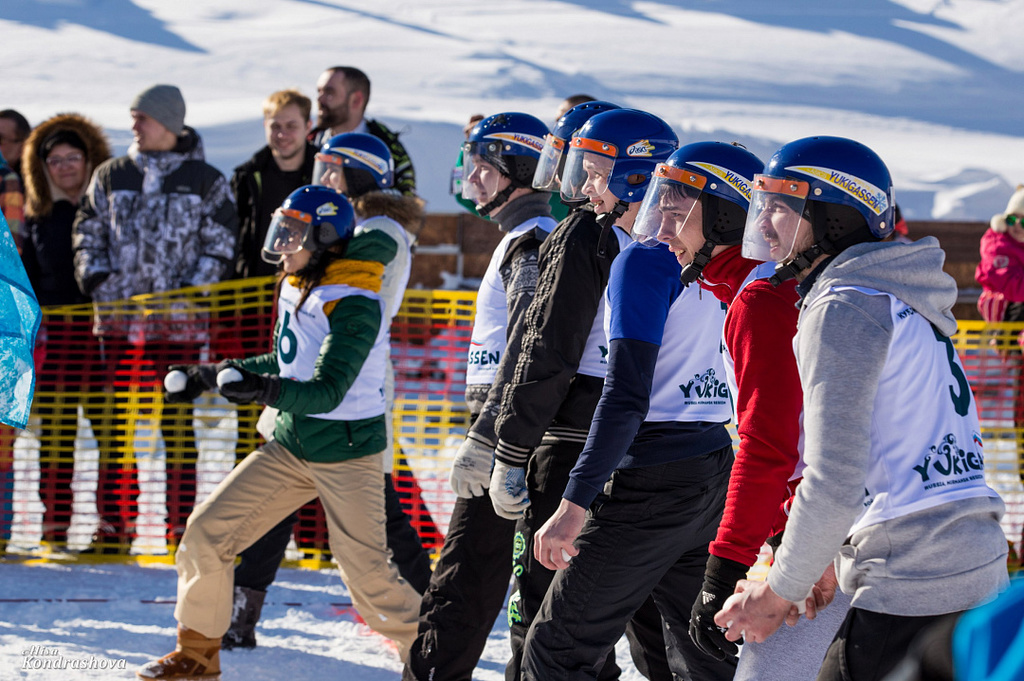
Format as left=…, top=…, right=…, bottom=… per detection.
left=23, top=201, right=90, bottom=306
left=230, top=143, right=317, bottom=279
left=490, top=208, right=625, bottom=466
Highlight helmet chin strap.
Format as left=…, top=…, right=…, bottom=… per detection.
left=768, top=241, right=831, bottom=287
left=476, top=184, right=516, bottom=218
left=679, top=240, right=716, bottom=286
left=596, top=199, right=630, bottom=258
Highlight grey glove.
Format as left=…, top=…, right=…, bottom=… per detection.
left=449, top=436, right=494, bottom=498
left=488, top=460, right=531, bottom=520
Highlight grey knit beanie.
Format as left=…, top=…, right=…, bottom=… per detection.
left=130, top=84, right=186, bottom=135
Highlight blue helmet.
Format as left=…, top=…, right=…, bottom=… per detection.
left=533, top=100, right=620, bottom=192
left=463, top=112, right=547, bottom=186
left=632, top=141, right=764, bottom=285
left=560, top=109, right=678, bottom=206
left=461, top=112, right=548, bottom=215
left=741, top=136, right=895, bottom=278
left=313, top=132, right=394, bottom=197
left=261, top=185, right=356, bottom=264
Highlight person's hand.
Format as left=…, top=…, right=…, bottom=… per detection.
left=786, top=563, right=839, bottom=626
left=449, top=437, right=494, bottom=498
left=163, top=364, right=218, bottom=403
left=216, top=361, right=281, bottom=406
left=713, top=579, right=797, bottom=645
left=488, top=460, right=530, bottom=520
left=689, top=555, right=750, bottom=659
left=534, top=499, right=585, bottom=570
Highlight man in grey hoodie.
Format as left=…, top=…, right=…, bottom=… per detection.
left=716, top=136, right=1008, bottom=681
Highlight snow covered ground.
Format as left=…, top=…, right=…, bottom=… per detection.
left=0, top=410, right=569, bottom=680
left=0, top=561, right=578, bottom=681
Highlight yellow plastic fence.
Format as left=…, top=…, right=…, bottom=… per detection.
left=1, top=280, right=1021, bottom=572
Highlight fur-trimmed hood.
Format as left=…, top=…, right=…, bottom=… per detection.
left=352, top=190, right=425, bottom=237
left=23, top=112, right=111, bottom=219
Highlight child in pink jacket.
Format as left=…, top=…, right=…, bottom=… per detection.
left=976, top=185, right=1024, bottom=322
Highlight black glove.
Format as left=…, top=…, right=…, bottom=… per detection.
left=216, top=360, right=281, bottom=406
left=689, top=554, right=749, bottom=660
left=163, top=364, right=218, bottom=403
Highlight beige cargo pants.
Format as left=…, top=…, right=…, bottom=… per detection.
left=173, top=440, right=421, bottom=658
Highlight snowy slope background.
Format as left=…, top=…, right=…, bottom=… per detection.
left=3, top=1, right=1024, bottom=679
left=3, top=0, right=1024, bottom=221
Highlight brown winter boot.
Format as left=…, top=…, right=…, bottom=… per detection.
left=136, top=625, right=221, bottom=680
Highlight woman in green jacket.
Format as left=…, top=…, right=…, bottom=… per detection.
left=138, top=185, right=421, bottom=680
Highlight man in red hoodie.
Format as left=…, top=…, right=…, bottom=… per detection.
left=653, top=144, right=850, bottom=680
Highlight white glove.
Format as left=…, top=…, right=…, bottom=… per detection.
left=489, top=460, right=531, bottom=520
left=449, top=437, right=494, bottom=498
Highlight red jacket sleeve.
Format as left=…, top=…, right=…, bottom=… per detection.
left=709, top=279, right=803, bottom=567
left=975, top=229, right=1024, bottom=302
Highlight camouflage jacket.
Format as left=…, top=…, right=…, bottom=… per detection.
left=72, top=127, right=237, bottom=339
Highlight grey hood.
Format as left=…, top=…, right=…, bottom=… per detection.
left=807, top=236, right=959, bottom=336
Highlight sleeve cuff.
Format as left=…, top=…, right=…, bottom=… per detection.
left=562, top=476, right=603, bottom=510
left=766, top=561, right=820, bottom=604
left=495, top=439, right=532, bottom=467
left=466, top=431, right=495, bottom=450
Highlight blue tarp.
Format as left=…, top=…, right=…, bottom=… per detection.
left=0, top=209, right=40, bottom=429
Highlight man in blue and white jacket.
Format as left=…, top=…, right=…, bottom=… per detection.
left=523, top=141, right=758, bottom=681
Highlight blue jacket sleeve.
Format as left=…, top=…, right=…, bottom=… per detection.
left=562, top=243, right=681, bottom=508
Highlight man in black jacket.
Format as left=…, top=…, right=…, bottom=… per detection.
left=231, top=89, right=316, bottom=280
left=310, top=66, right=416, bottom=197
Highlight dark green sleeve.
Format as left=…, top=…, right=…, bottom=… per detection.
left=271, top=295, right=383, bottom=415
left=346, top=228, right=398, bottom=266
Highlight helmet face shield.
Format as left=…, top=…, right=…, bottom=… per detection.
left=460, top=149, right=506, bottom=205
left=313, top=152, right=346, bottom=193
left=459, top=145, right=481, bottom=201
left=261, top=208, right=313, bottom=263
left=632, top=164, right=706, bottom=247
left=532, top=134, right=567, bottom=191
left=741, top=175, right=810, bottom=262
left=560, top=137, right=616, bottom=204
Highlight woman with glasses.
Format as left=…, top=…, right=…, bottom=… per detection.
left=19, top=113, right=111, bottom=552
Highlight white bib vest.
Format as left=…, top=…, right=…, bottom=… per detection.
left=466, top=217, right=553, bottom=386
left=805, top=285, right=999, bottom=534
left=647, top=284, right=731, bottom=422
left=579, top=226, right=633, bottom=378
left=722, top=262, right=806, bottom=481
left=276, top=279, right=388, bottom=420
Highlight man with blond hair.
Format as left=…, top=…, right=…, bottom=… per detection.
left=231, top=88, right=317, bottom=279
